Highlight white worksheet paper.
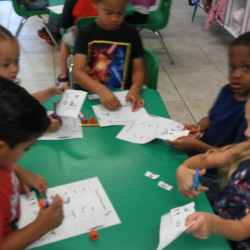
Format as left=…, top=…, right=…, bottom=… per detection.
left=39, top=111, right=83, bottom=140
left=47, top=5, right=64, bottom=14
left=19, top=177, right=121, bottom=249
left=157, top=202, right=196, bottom=250
left=92, top=103, right=148, bottom=127
left=57, top=90, right=87, bottom=117
left=116, top=115, right=189, bottom=144
left=88, top=91, right=129, bottom=105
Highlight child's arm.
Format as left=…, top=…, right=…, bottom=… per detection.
left=13, top=164, right=47, bottom=197
left=197, top=116, right=210, bottom=133
left=167, top=116, right=212, bottom=152
left=185, top=212, right=250, bottom=241
left=2, top=196, right=63, bottom=250
left=126, top=57, right=145, bottom=111
left=167, top=136, right=218, bottom=152
left=32, top=83, right=69, bottom=104
left=73, top=54, right=121, bottom=110
left=176, top=142, right=250, bottom=197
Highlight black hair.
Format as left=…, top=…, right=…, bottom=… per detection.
left=0, top=77, right=50, bottom=148
left=0, top=25, right=16, bottom=42
left=230, top=31, right=250, bottom=50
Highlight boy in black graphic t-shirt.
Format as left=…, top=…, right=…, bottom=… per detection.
left=73, top=0, right=145, bottom=111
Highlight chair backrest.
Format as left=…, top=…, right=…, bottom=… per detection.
left=76, top=16, right=97, bottom=31
left=135, top=0, right=172, bottom=30
left=12, top=0, right=49, bottom=17
left=143, top=47, right=159, bottom=90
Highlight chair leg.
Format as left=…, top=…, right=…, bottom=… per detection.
left=153, top=30, right=174, bottom=65
left=38, top=15, right=59, bottom=50
left=67, top=54, right=74, bottom=89
left=16, top=17, right=27, bottom=37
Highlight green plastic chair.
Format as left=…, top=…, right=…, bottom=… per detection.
left=135, top=0, right=174, bottom=64
left=143, top=47, right=159, bottom=90
left=12, top=0, right=59, bottom=48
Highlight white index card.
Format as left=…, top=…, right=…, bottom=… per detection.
left=157, top=202, right=196, bottom=250
left=57, top=90, right=87, bottom=117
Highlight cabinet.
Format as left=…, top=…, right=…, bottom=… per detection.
left=191, top=0, right=250, bottom=37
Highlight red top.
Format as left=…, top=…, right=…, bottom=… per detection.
left=0, top=165, right=21, bottom=248
left=72, top=0, right=98, bottom=25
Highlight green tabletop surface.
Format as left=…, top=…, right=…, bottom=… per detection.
left=19, top=89, right=230, bottom=250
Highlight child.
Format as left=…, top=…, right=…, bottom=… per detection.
left=176, top=97, right=250, bottom=248
left=73, top=0, right=145, bottom=111
left=0, top=78, right=63, bottom=249
left=58, top=0, right=98, bottom=83
left=0, top=25, right=69, bottom=132
left=168, top=31, right=250, bottom=203
left=125, top=0, right=160, bottom=24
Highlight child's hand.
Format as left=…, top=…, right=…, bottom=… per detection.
left=126, top=90, right=145, bottom=111
left=47, top=116, right=62, bottom=133
left=99, top=89, right=121, bottom=110
left=185, top=212, right=214, bottom=239
left=184, top=123, right=201, bottom=139
left=14, top=165, right=47, bottom=197
left=36, top=195, right=64, bottom=231
left=52, top=83, right=70, bottom=96
left=176, top=165, right=208, bottom=198
left=167, top=136, right=199, bottom=150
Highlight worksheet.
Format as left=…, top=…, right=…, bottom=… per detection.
left=116, top=115, right=189, bottom=144
left=47, top=5, right=64, bottom=14
left=19, top=177, right=121, bottom=249
left=39, top=111, right=83, bottom=140
left=92, top=103, right=148, bottom=127
left=88, top=91, right=129, bottom=105
left=57, top=90, right=87, bottom=118
left=157, top=202, right=196, bottom=250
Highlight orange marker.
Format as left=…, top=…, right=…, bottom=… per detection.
left=89, top=229, right=98, bottom=240
left=81, top=124, right=100, bottom=127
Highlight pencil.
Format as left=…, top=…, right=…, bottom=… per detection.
left=81, top=124, right=100, bottom=127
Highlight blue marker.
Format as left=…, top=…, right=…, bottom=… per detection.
left=192, top=168, right=200, bottom=191
left=55, top=81, right=64, bottom=91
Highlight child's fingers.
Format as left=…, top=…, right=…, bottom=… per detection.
left=23, top=184, right=31, bottom=198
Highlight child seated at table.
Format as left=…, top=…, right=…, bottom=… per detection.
left=168, top=31, right=250, bottom=204
left=73, top=0, right=145, bottom=111
left=176, top=94, right=250, bottom=248
left=57, top=0, right=98, bottom=84
left=0, top=77, right=64, bottom=249
left=0, top=25, right=69, bottom=132
left=125, top=0, right=160, bottom=24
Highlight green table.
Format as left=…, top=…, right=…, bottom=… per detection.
left=19, top=89, right=230, bottom=250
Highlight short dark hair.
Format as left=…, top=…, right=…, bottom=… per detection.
left=0, top=25, right=16, bottom=42
left=230, top=32, right=250, bottom=49
left=0, top=77, right=50, bottom=148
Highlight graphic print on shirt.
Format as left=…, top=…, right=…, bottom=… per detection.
left=87, top=41, right=131, bottom=90
left=10, top=170, right=19, bottom=230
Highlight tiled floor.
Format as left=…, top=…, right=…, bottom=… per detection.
left=0, top=0, right=234, bottom=124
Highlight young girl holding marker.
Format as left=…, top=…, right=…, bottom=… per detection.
left=0, top=25, right=69, bottom=132
left=176, top=96, right=250, bottom=248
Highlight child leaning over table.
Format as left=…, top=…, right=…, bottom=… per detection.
left=0, top=25, right=69, bottom=132
left=175, top=95, right=250, bottom=248
left=0, top=78, right=63, bottom=249
left=168, top=32, right=250, bottom=204
left=73, top=0, right=145, bottom=111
